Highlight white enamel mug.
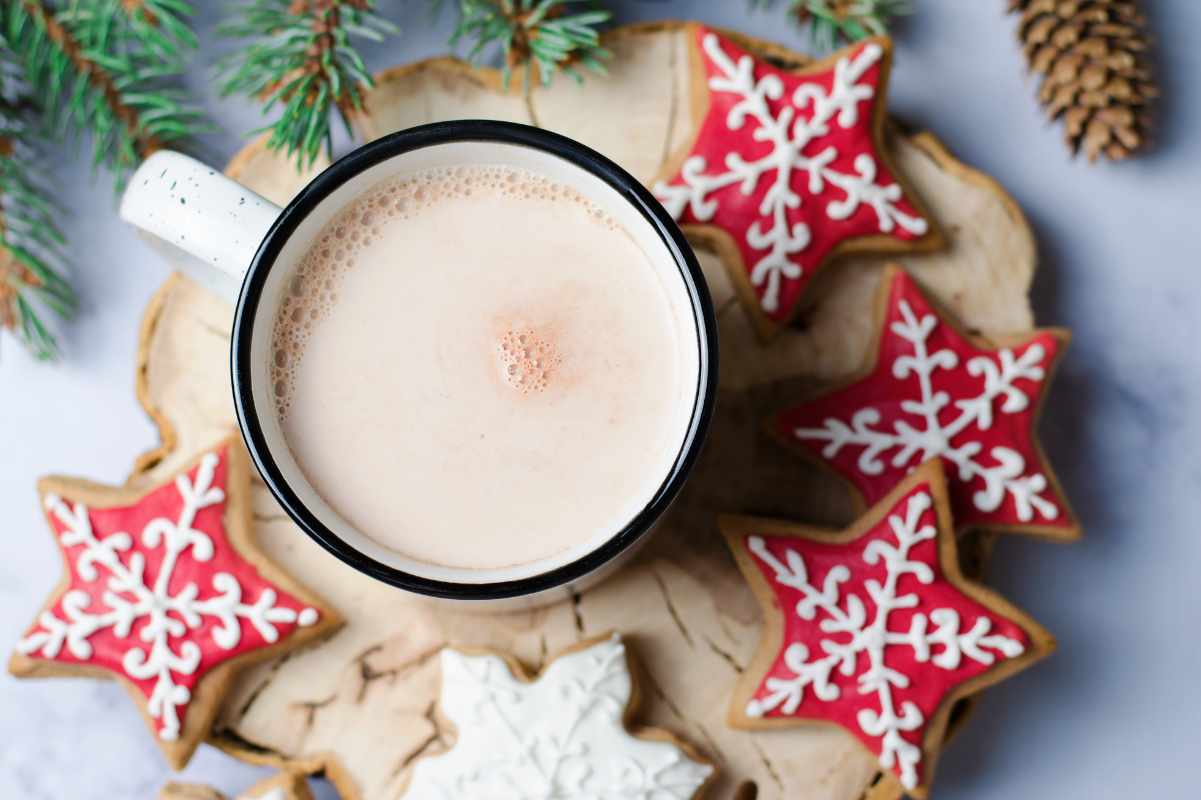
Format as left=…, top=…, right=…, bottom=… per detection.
left=120, top=121, right=717, bottom=605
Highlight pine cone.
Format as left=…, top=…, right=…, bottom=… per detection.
left=1009, top=0, right=1157, bottom=162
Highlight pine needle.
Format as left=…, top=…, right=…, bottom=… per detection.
left=447, top=0, right=612, bottom=90
left=217, top=0, right=398, bottom=171
left=0, top=39, right=75, bottom=360
left=0, top=1, right=203, bottom=360
left=751, top=0, right=912, bottom=51
left=3, top=1, right=207, bottom=188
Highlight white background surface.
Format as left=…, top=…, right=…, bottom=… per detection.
left=2, top=1, right=1199, bottom=797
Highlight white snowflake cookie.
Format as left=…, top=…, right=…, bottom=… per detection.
left=402, top=633, right=715, bottom=799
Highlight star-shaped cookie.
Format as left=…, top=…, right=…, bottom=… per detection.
left=721, top=461, right=1054, bottom=797
left=10, top=436, right=342, bottom=769
left=653, top=24, right=941, bottom=340
left=403, top=633, right=715, bottom=798
left=770, top=265, right=1078, bottom=539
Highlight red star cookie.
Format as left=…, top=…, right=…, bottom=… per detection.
left=721, top=461, right=1054, bottom=798
left=770, top=266, right=1078, bottom=539
left=653, top=25, right=941, bottom=340
left=9, top=436, right=341, bottom=769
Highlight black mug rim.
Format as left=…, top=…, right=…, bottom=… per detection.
left=231, top=120, right=718, bottom=600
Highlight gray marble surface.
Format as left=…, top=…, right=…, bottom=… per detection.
left=2, top=1, right=1198, bottom=798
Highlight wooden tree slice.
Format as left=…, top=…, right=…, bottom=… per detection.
left=128, top=24, right=1038, bottom=800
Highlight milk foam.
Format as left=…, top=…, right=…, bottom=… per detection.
left=271, top=167, right=619, bottom=411
left=269, top=165, right=697, bottom=571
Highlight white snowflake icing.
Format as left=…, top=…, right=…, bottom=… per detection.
left=745, top=490, right=1025, bottom=790
left=792, top=298, right=1059, bottom=523
left=406, top=634, right=712, bottom=799
left=15, top=453, right=319, bottom=741
left=654, top=33, right=928, bottom=314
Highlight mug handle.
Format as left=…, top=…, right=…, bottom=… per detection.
left=120, top=150, right=284, bottom=302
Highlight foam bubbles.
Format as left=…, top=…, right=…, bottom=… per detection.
left=496, top=328, right=561, bottom=394
left=270, top=164, right=617, bottom=415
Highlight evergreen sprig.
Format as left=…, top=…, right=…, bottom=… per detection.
left=450, top=0, right=612, bottom=88
left=0, top=1, right=202, bottom=360
left=3, top=1, right=206, bottom=185
left=751, top=0, right=912, bottom=51
left=0, top=40, right=75, bottom=360
left=217, top=0, right=398, bottom=171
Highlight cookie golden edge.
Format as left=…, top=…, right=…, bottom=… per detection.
left=392, top=631, right=718, bottom=799
left=8, top=436, right=343, bottom=771
left=650, top=22, right=946, bottom=343
left=719, top=460, right=1056, bottom=799
left=761, top=262, right=1081, bottom=542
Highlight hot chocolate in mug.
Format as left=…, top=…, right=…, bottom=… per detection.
left=120, top=121, right=717, bottom=606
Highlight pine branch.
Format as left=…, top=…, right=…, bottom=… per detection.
left=448, top=0, right=612, bottom=89
left=3, top=1, right=206, bottom=188
left=0, top=1, right=201, bottom=359
left=751, top=0, right=912, bottom=51
left=217, top=0, right=398, bottom=171
left=0, top=44, right=75, bottom=360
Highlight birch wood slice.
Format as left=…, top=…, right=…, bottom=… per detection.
left=128, top=23, right=1038, bottom=800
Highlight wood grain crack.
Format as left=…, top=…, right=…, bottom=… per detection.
left=694, top=721, right=727, bottom=767
left=703, top=634, right=744, bottom=674
left=297, top=693, right=337, bottom=733
left=390, top=731, right=440, bottom=781
left=813, top=747, right=853, bottom=791
left=857, top=770, right=888, bottom=800
left=235, top=650, right=294, bottom=721
left=642, top=669, right=685, bottom=722
left=750, top=737, right=784, bottom=791
left=643, top=670, right=727, bottom=767
left=657, top=31, right=680, bottom=174
left=356, top=661, right=397, bottom=703
left=423, top=698, right=449, bottom=745
left=388, top=701, right=447, bottom=782
left=354, top=644, right=443, bottom=704
left=570, top=589, right=585, bottom=634
left=652, top=569, right=693, bottom=647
